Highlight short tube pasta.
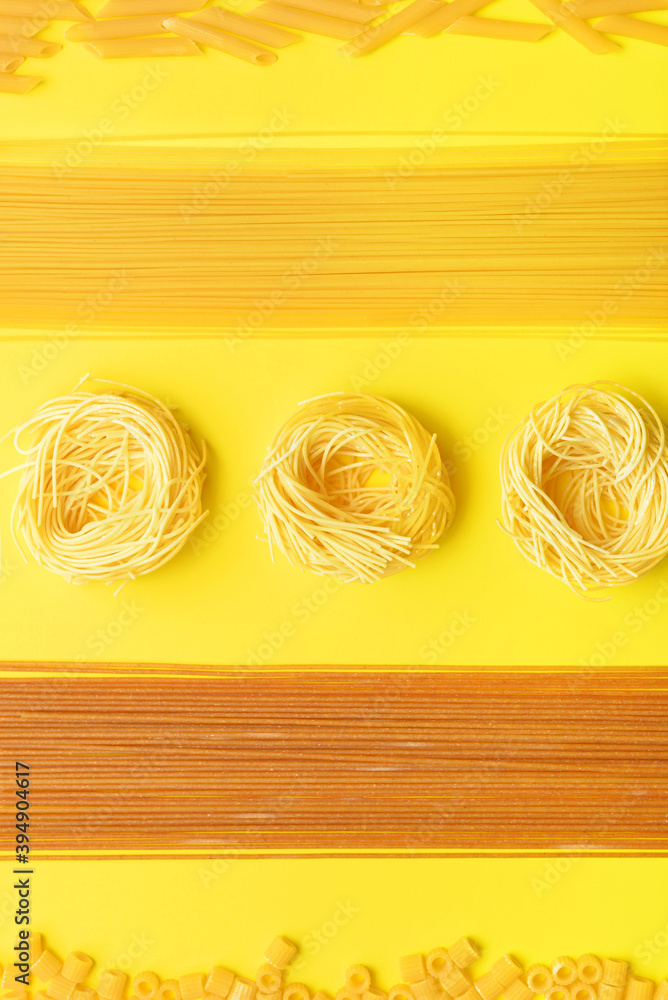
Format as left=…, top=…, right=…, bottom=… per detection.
left=83, top=36, right=202, bottom=56
left=338, top=0, right=442, bottom=54
left=593, top=13, right=668, bottom=44
left=191, top=7, right=300, bottom=44
left=255, top=393, right=455, bottom=584
left=163, top=16, right=278, bottom=63
left=65, top=15, right=170, bottom=39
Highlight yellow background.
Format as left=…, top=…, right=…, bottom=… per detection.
left=0, top=0, right=667, bottom=142
left=2, top=859, right=668, bottom=980
left=1, top=335, right=667, bottom=667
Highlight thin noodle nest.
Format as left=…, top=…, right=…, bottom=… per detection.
left=255, top=392, right=455, bottom=583
left=1, top=377, right=207, bottom=587
left=499, top=381, right=668, bottom=596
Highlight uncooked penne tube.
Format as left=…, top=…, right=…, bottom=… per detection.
left=97, top=0, right=204, bottom=17
left=278, top=0, right=386, bottom=23
left=248, top=3, right=363, bottom=37
left=409, top=0, right=492, bottom=37
left=340, top=0, right=442, bottom=51
left=594, top=12, right=668, bottom=42
left=65, top=14, right=169, bottom=38
left=567, top=0, right=668, bottom=14
left=191, top=7, right=299, bottom=46
left=526, top=0, right=621, bottom=48
left=0, top=51, right=22, bottom=67
left=0, top=69, right=41, bottom=89
left=0, top=0, right=90, bottom=17
left=164, top=15, right=278, bottom=62
left=444, top=15, right=555, bottom=38
left=0, top=13, right=45, bottom=33
left=83, top=34, right=201, bottom=54
left=0, top=32, right=61, bottom=53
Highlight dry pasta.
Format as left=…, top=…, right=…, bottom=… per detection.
left=0, top=376, right=207, bottom=588
left=255, top=392, right=455, bottom=584
left=83, top=36, right=202, bottom=56
left=566, top=0, right=668, bottom=14
left=444, top=16, right=554, bottom=39
left=551, top=961, right=577, bottom=987
left=0, top=51, right=23, bottom=67
left=0, top=0, right=90, bottom=17
left=0, top=13, right=45, bottom=32
left=65, top=14, right=170, bottom=40
left=0, top=69, right=40, bottom=88
left=96, top=0, right=203, bottom=16
left=525, top=0, right=621, bottom=49
left=408, top=0, right=494, bottom=36
left=499, top=382, right=668, bottom=597
left=0, top=32, right=61, bottom=53
left=62, top=955, right=93, bottom=984
left=338, top=0, right=442, bottom=54
left=594, top=13, right=668, bottom=43
left=0, top=141, right=665, bottom=330
left=248, top=4, right=364, bottom=37
left=277, top=0, right=385, bottom=22
left=164, top=16, right=278, bottom=63
left=191, top=7, right=300, bottom=44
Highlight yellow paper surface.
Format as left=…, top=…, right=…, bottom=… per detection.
left=1, top=334, right=667, bottom=668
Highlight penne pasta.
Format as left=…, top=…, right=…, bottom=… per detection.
left=0, top=12, right=44, bottom=32
left=0, top=50, right=22, bottom=66
left=191, top=7, right=300, bottom=46
left=566, top=0, right=668, bottom=14
left=594, top=12, right=668, bottom=42
left=247, top=2, right=363, bottom=37
left=277, top=0, right=386, bottom=22
left=0, top=0, right=90, bottom=18
left=444, top=14, right=555, bottom=38
left=164, top=15, right=279, bottom=62
left=0, top=32, right=61, bottom=53
left=0, top=67, right=40, bottom=86
left=526, top=0, right=621, bottom=49
left=65, top=14, right=170, bottom=39
left=96, top=0, right=204, bottom=17
left=339, top=0, right=443, bottom=53
left=83, top=35, right=202, bottom=54
left=409, top=0, right=494, bottom=38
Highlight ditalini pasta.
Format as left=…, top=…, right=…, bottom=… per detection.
left=0, top=141, right=665, bottom=328
left=83, top=36, right=202, bottom=56
left=594, top=13, right=668, bottom=43
left=499, top=382, right=668, bottom=597
left=0, top=376, right=208, bottom=588
left=191, top=7, right=300, bottom=45
left=444, top=16, right=554, bottom=39
left=248, top=3, right=364, bottom=37
left=338, top=0, right=442, bottom=54
left=65, top=14, right=171, bottom=40
left=6, top=934, right=668, bottom=1000
left=255, top=392, right=455, bottom=583
left=163, top=16, right=278, bottom=63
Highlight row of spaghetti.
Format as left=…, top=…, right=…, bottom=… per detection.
left=1, top=0, right=668, bottom=92
left=5, top=933, right=668, bottom=1000
left=0, top=142, right=665, bottom=326
left=1, top=376, right=667, bottom=598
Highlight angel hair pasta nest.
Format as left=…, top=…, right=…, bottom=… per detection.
left=499, top=381, right=668, bottom=596
left=255, top=391, right=455, bottom=583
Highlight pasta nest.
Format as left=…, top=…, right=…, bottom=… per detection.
left=255, top=392, right=455, bottom=583
left=499, top=381, right=668, bottom=596
left=1, top=377, right=207, bottom=587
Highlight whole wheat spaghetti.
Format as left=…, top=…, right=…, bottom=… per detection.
left=0, top=376, right=207, bottom=587
left=255, top=392, right=455, bottom=583
left=499, top=381, right=668, bottom=596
